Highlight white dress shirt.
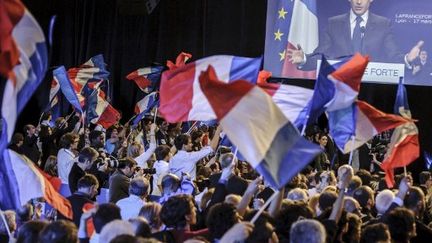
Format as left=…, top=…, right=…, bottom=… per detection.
left=116, top=194, right=145, bottom=220
left=169, top=146, right=213, bottom=180
left=349, top=10, right=369, bottom=38
left=57, top=148, right=76, bottom=184
left=152, top=160, right=169, bottom=196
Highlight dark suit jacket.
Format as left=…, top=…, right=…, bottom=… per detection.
left=66, top=192, right=94, bottom=227
left=109, top=170, right=130, bottom=203
left=209, top=173, right=248, bottom=196
left=301, top=13, right=404, bottom=70
left=68, top=163, right=85, bottom=194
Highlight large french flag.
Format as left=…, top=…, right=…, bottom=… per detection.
left=282, top=0, right=318, bottom=79
left=0, top=0, right=71, bottom=218
left=328, top=100, right=409, bottom=153
left=298, top=54, right=368, bottom=128
left=199, top=66, right=322, bottom=189
left=381, top=79, right=419, bottom=188
left=160, top=55, right=262, bottom=122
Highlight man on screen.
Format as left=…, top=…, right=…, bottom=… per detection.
left=410, top=50, right=432, bottom=84
left=287, top=0, right=423, bottom=70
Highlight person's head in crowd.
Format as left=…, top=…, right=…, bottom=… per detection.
left=160, top=173, right=181, bottom=196
left=375, top=189, right=395, bottom=216
left=350, top=0, right=373, bottom=16
left=419, top=171, right=432, bottom=189
left=0, top=210, right=16, bottom=236
left=317, top=133, right=328, bottom=148
left=11, top=133, right=24, bottom=147
left=384, top=207, right=416, bottom=243
left=353, top=186, right=375, bottom=211
left=308, top=194, right=320, bottom=216
left=39, top=125, right=52, bottom=138
left=343, top=197, right=362, bottom=217
left=243, top=210, right=278, bottom=243
left=289, top=219, right=326, bottom=243
left=59, top=132, right=79, bottom=150
left=225, top=194, right=242, bottom=207
left=360, top=223, right=391, bottom=243
left=160, top=194, right=197, bottom=230
left=206, top=202, right=241, bottom=241
left=23, top=124, right=36, bottom=137
left=274, top=202, right=314, bottom=242
left=209, top=163, right=220, bottom=174
left=38, top=220, right=77, bottom=243
left=317, top=171, right=336, bottom=192
left=16, top=220, right=48, bottom=243
left=155, top=145, right=171, bottom=162
left=127, top=142, right=144, bottom=158
left=191, top=130, right=203, bottom=145
left=199, top=188, right=215, bottom=211
left=99, top=219, right=134, bottom=243
left=318, top=191, right=338, bottom=214
left=174, top=134, right=193, bottom=151
left=128, top=217, right=151, bottom=238
left=106, top=126, right=119, bottom=140
left=15, top=203, right=33, bottom=227
left=220, top=152, right=236, bottom=170
left=287, top=188, right=308, bottom=203
left=139, top=202, right=163, bottom=233
left=44, top=155, right=58, bottom=176
left=77, top=147, right=99, bottom=170
left=311, top=171, right=322, bottom=187
left=117, top=157, right=138, bottom=178
left=197, top=167, right=212, bottom=179
left=89, top=130, right=105, bottom=149
left=347, top=176, right=362, bottom=196
left=93, top=203, right=122, bottom=233
left=129, top=176, right=149, bottom=199
left=342, top=213, right=362, bottom=243
left=404, top=186, right=426, bottom=219
left=356, top=169, right=373, bottom=187
left=77, top=174, right=99, bottom=198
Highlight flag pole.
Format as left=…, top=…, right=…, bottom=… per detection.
left=0, top=210, right=11, bottom=239
left=348, top=135, right=356, bottom=165
left=300, top=115, right=309, bottom=136
left=250, top=190, right=280, bottom=224
left=153, top=107, right=158, bottom=124
left=404, top=166, right=407, bottom=177
left=186, top=121, right=198, bottom=134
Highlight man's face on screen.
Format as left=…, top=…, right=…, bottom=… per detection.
left=349, top=0, right=373, bottom=16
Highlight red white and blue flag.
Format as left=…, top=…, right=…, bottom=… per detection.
left=381, top=79, right=419, bottom=188
left=328, top=100, right=410, bottom=153
left=127, top=66, right=163, bottom=93
left=199, top=66, right=321, bottom=189
left=160, top=55, right=262, bottom=122
left=264, top=0, right=318, bottom=78
left=0, top=0, right=72, bottom=218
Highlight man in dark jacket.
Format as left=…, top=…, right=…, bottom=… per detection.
left=109, top=157, right=138, bottom=203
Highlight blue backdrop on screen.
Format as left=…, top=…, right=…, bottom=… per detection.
left=264, top=0, right=432, bottom=86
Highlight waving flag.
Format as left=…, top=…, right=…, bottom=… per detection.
left=132, top=92, right=159, bottom=127
left=264, top=0, right=318, bottom=79
left=259, top=82, right=313, bottom=127
left=425, top=151, right=432, bottom=170
left=160, top=55, right=262, bottom=122
left=0, top=0, right=71, bottom=218
left=126, top=65, right=164, bottom=93
left=67, top=54, right=110, bottom=90
left=381, top=79, right=419, bottom=188
left=199, top=66, right=321, bottom=189
left=167, top=52, right=192, bottom=70
left=298, top=54, right=368, bottom=129
left=53, top=66, right=83, bottom=113
left=328, top=100, right=409, bottom=153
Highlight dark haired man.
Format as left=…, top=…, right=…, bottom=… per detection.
left=108, top=157, right=139, bottom=203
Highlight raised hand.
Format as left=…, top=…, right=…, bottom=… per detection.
left=406, top=40, right=424, bottom=63
left=286, top=44, right=305, bottom=64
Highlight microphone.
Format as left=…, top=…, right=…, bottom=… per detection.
left=360, top=26, right=366, bottom=38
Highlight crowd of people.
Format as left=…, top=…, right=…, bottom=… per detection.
left=1, top=111, right=432, bottom=243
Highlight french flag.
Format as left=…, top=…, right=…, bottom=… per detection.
left=199, top=66, right=321, bottom=189
left=328, top=100, right=410, bottom=153
left=160, top=55, right=262, bottom=122
left=381, top=79, right=419, bottom=188
left=282, top=0, right=318, bottom=79
left=0, top=0, right=71, bottom=218
left=298, top=54, right=368, bottom=128
left=132, top=92, right=159, bottom=127
left=259, top=82, right=313, bottom=128
left=53, top=66, right=84, bottom=113
left=127, top=66, right=163, bottom=93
